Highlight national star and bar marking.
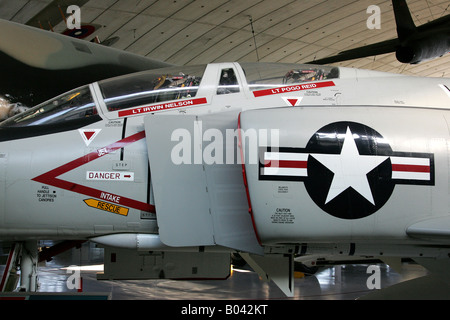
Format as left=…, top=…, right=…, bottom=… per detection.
left=261, top=137, right=433, bottom=184
left=310, top=127, right=388, bottom=205
left=260, top=123, right=434, bottom=219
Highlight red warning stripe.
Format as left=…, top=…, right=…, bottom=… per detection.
left=32, top=131, right=155, bottom=213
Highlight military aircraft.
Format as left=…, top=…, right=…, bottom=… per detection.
left=0, top=18, right=171, bottom=109
left=1, top=1, right=450, bottom=298
left=310, top=0, right=450, bottom=65
left=1, top=54, right=450, bottom=298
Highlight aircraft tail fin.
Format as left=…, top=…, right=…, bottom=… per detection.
left=392, top=0, right=417, bottom=40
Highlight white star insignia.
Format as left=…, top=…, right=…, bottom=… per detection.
left=311, top=127, right=388, bottom=205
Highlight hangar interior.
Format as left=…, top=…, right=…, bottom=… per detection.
left=1, top=0, right=449, bottom=76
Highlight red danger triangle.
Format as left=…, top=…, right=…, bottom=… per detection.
left=79, top=129, right=101, bottom=147
left=287, top=99, right=298, bottom=106
left=83, top=131, right=96, bottom=141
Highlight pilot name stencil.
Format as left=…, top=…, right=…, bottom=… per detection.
left=118, top=97, right=207, bottom=117
left=253, top=81, right=335, bottom=97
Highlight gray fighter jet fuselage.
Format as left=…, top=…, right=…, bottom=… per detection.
left=1, top=62, right=450, bottom=297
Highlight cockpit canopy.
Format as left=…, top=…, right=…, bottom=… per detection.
left=99, top=65, right=206, bottom=112
left=0, top=86, right=96, bottom=127
left=241, top=62, right=339, bottom=91
left=0, top=62, right=339, bottom=130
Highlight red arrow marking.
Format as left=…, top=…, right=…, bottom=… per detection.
left=32, top=131, right=155, bottom=213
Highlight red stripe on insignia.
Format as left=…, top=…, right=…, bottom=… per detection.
left=265, top=160, right=308, bottom=168
left=392, top=164, right=430, bottom=173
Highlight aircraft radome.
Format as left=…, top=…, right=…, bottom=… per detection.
left=1, top=58, right=450, bottom=299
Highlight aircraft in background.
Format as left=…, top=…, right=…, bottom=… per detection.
left=0, top=18, right=171, bottom=110
left=309, top=0, right=450, bottom=65
left=0, top=59, right=449, bottom=298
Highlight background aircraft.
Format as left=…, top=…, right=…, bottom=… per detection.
left=309, top=0, right=450, bottom=65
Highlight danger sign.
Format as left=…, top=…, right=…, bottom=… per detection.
left=86, top=171, right=134, bottom=181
